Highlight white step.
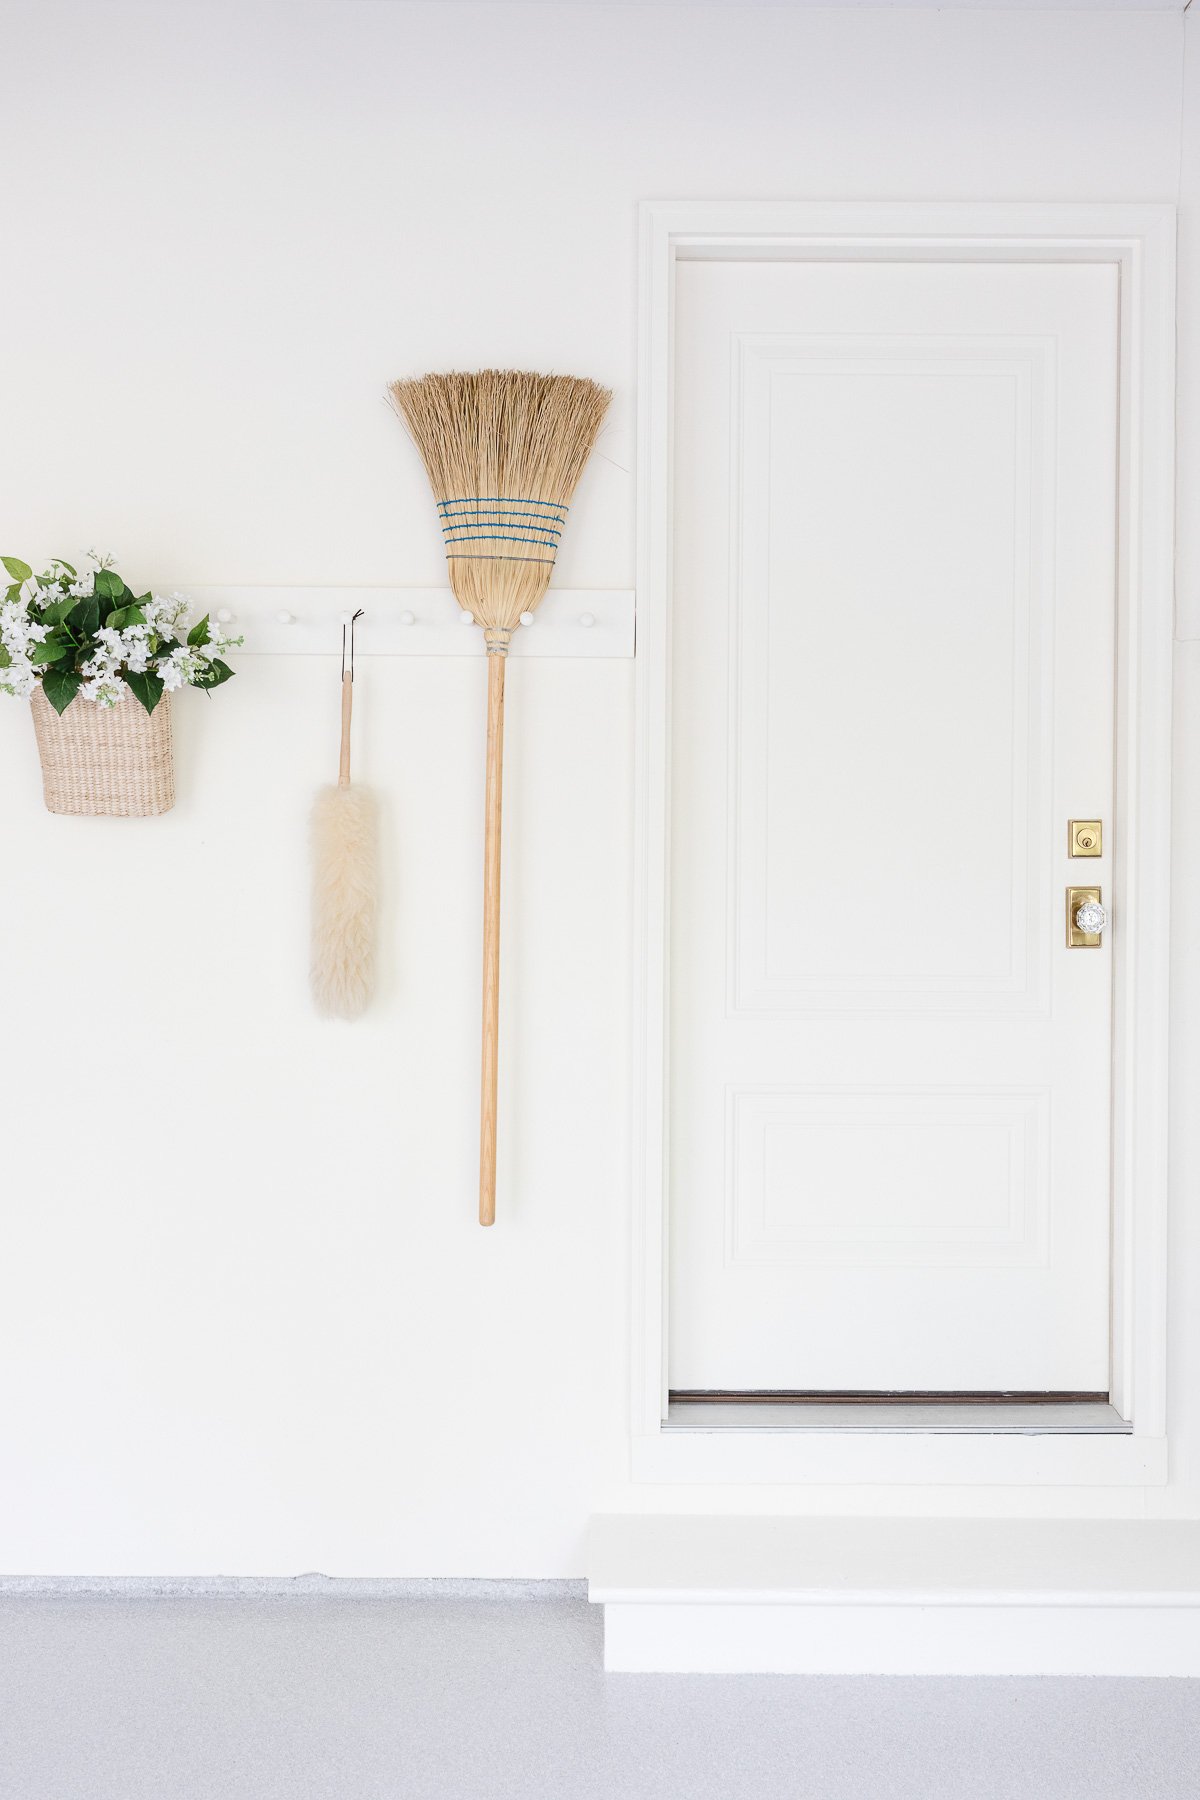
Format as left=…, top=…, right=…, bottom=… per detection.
left=588, top=1515, right=1200, bottom=1674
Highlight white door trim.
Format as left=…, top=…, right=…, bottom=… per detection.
left=631, top=200, right=1175, bottom=1488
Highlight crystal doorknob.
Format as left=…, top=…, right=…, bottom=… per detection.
left=1066, top=886, right=1106, bottom=947
left=1074, top=899, right=1107, bottom=935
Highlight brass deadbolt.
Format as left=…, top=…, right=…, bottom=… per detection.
left=1069, top=820, right=1103, bottom=858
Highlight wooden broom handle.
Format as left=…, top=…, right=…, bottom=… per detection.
left=480, top=651, right=506, bottom=1226
left=338, top=672, right=353, bottom=786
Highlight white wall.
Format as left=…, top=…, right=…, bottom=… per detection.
left=0, top=0, right=1193, bottom=1575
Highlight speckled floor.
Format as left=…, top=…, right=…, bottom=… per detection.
left=0, top=1594, right=1197, bottom=1798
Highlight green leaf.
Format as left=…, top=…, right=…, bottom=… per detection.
left=187, top=613, right=211, bottom=647
left=1, top=556, right=32, bottom=582
left=5, top=583, right=22, bottom=605
left=41, top=597, right=75, bottom=627
left=124, top=668, right=164, bottom=715
left=0, top=643, right=10, bottom=668
left=68, top=597, right=100, bottom=641
left=40, top=668, right=82, bottom=715
left=194, top=657, right=235, bottom=692
left=94, top=569, right=123, bottom=600
left=104, top=604, right=146, bottom=631
left=50, top=560, right=77, bottom=579
left=29, top=636, right=70, bottom=664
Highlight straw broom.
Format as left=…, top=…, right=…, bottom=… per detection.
left=311, top=610, right=377, bottom=1019
left=388, top=370, right=610, bottom=1225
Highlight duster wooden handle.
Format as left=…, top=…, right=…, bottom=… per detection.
left=338, top=672, right=354, bottom=786
left=479, top=651, right=506, bottom=1226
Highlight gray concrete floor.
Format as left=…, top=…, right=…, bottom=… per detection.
left=0, top=1594, right=1198, bottom=1798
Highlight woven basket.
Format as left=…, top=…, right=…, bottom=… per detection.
left=30, top=685, right=175, bottom=817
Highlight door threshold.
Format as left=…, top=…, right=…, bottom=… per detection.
left=664, top=1395, right=1131, bottom=1435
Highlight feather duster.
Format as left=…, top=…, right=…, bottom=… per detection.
left=311, top=781, right=376, bottom=1017
left=310, top=614, right=376, bottom=1018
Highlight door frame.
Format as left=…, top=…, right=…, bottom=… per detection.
left=631, top=200, right=1175, bottom=1488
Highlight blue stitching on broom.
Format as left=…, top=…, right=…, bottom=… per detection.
left=437, top=497, right=568, bottom=515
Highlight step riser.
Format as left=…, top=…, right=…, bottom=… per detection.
left=602, top=1601, right=1200, bottom=1676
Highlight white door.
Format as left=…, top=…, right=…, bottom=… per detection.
left=668, top=258, right=1117, bottom=1393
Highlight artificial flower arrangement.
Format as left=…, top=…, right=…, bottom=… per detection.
left=0, top=552, right=240, bottom=714
left=1, top=553, right=242, bottom=817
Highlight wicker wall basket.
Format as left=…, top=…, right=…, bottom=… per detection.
left=30, top=685, right=175, bottom=817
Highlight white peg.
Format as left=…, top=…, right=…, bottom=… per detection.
left=400, top=610, right=416, bottom=626
left=579, top=611, right=596, bottom=629
left=215, top=608, right=234, bottom=625
left=519, top=611, right=535, bottom=627
left=277, top=609, right=295, bottom=625
left=459, top=609, right=476, bottom=627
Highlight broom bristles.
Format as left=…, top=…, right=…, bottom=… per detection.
left=388, top=369, right=610, bottom=647
left=311, top=783, right=377, bottom=1019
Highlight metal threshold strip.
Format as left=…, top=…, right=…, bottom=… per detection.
left=665, top=1391, right=1133, bottom=1435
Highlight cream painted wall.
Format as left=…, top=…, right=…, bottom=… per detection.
left=0, top=1, right=1193, bottom=1574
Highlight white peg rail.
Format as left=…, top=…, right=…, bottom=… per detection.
left=185, top=587, right=635, bottom=658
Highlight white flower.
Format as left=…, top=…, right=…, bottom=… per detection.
left=80, top=673, right=127, bottom=707
left=0, top=604, right=27, bottom=654
left=0, top=660, right=36, bottom=700
left=115, top=625, right=151, bottom=673
left=157, top=646, right=198, bottom=691
left=164, top=591, right=191, bottom=630
left=141, top=591, right=191, bottom=642
left=0, top=600, right=49, bottom=662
